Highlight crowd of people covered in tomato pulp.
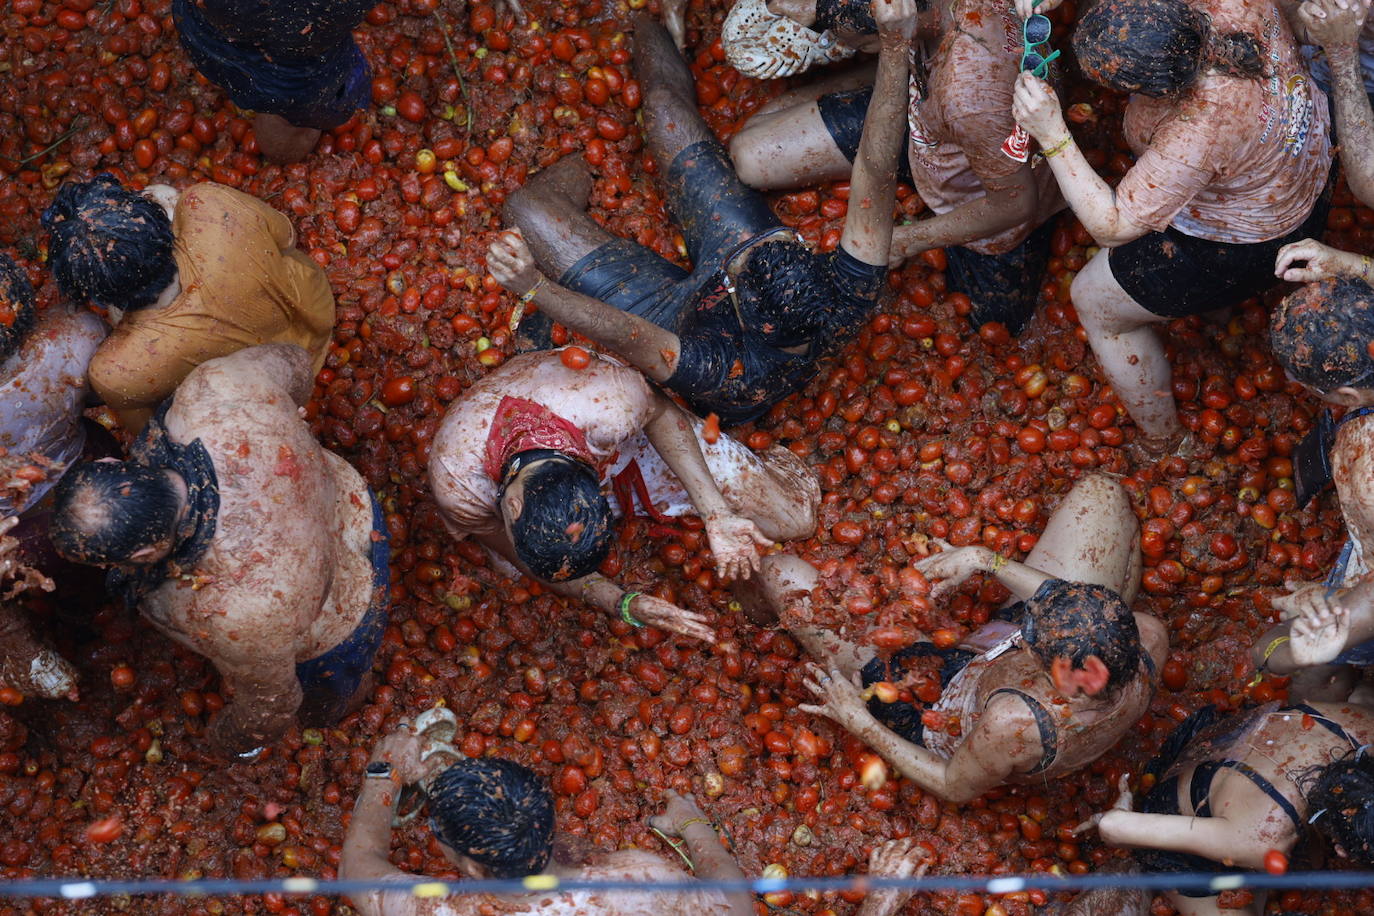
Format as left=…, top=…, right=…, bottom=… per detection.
left=9, top=0, right=1374, bottom=912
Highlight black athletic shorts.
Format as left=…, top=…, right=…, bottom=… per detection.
left=817, top=86, right=914, bottom=187
left=1110, top=167, right=1335, bottom=318
left=559, top=139, right=783, bottom=332
left=946, top=220, right=1055, bottom=335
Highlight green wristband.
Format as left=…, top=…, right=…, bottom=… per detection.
left=619, top=591, right=644, bottom=627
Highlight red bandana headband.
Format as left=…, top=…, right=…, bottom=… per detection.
left=482, top=396, right=599, bottom=483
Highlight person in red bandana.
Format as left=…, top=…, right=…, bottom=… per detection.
left=427, top=349, right=819, bottom=643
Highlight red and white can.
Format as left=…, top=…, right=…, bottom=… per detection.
left=1001, top=125, right=1031, bottom=162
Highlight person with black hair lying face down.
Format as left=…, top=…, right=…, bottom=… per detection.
left=1071, top=700, right=1374, bottom=916
left=47, top=344, right=389, bottom=760
left=726, top=0, right=1067, bottom=336
left=488, top=2, right=911, bottom=429
left=0, top=253, right=107, bottom=701
left=42, top=175, right=334, bottom=434
left=1011, top=0, right=1333, bottom=459
left=739, top=474, right=1167, bottom=804
left=427, top=349, right=819, bottom=645
left=1246, top=280, right=1374, bottom=699
left=341, top=724, right=932, bottom=916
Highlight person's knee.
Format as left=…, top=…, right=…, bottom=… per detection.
left=729, top=128, right=777, bottom=190
left=1071, top=252, right=1147, bottom=338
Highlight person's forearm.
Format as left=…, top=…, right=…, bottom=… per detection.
left=679, top=822, right=753, bottom=916
left=1330, top=45, right=1374, bottom=206
left=992, top=557, right=1052, bottom=601
left=856, top=888, right=917, bottom=916
left=643, top=398, right=731, bottom=521
left=1039, top=137, right=1138, bottom=247
left=839, top=38, right=909, bottom=261
left=1097, top=810, right=1244, bottom=864
left=547, top=571, right=623, bottom=614
left=891, top=188, right=1033, bottom=260
left=528, top=280, right=677, bottom=382
left=340, top=778, right=400, bottom=916
left=849, top=712, right=962, bottom=802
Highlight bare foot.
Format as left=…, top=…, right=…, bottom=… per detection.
left=253, top=113, right=322, bottom=164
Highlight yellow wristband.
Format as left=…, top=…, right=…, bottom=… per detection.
left=1260, top=635, right=1290, bottom=668
left=990, top=553, right=1008, bottom=573
left=1361, top=255, right=1371, bottom=281
left=509, top=276, right=547, bottom=332
left=1041, top=136, right=1072, bottom=158
left=678, top=817, right=714, bottom=833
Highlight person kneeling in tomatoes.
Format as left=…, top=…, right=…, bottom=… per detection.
left=427, top=348, right=819, bottom=645
left=743, top=474, right=1167, bottom=804
left=488, top=4, right=911, bottom=429
left=43, top=175, right=335, bottom=435
left=49, top=344, right=388, bottom=760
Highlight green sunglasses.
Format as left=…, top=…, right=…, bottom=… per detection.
left=1021, top=0, right=1061, bottom=79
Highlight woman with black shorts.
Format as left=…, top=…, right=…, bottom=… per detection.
left=1012, top=0, right=1333, bottom=456
left=488, top=6, right=911, bottom=427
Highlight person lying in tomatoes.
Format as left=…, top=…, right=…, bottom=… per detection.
left=1011, top=0, right=1332, bottom=458
left=342, top=720, right=932, bottom=916
left=487, top=4, right=909, bottom=428
left=48, top=344, right=389, bottom=760
left=727, top=0, right=1066, bottom=336
left=1073, top=701, right=1374, bottom=916
left=1248, top=278, right=1374, bottom=700
left=742, top=474, right=1167, bottom=803
left=427, top=348, right=819, bottom=644
left=42, top=175, right=335, bottom=435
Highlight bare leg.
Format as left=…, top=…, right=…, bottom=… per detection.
left=730, top=63, right=877, bottom=189
left=502, top=154, right=618, bottom=278
left=1071, top=248, right=1182, bottom=444
left=253, top=113, right=322, bottom=164
left=1023, top=474, right=1141, bottom=604
left=753, top=59, right=877, bottom=117
left=737, top=554, right=877, bottom=674
left=632, top=14, right=720, bottom=177
left=715, top=445, right=819, bottom=542
left=1167, top=891, right=1261, bottom=916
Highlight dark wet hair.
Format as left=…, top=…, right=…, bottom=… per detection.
left=42, top=174, right=176, bottom=311
left=1302, top=749, right=1374, bottom=867
left=427, top=758, right=555, bottom=878
left=737, top=240, right=834, bottom=350
left=1073, top=0, right=1263, bottom=97
left=1022, top=579, right=1142, bottom=693
left=0, top=254, right=37, bottom=364
left=502, top=450, right=614, bottom=582
left=1271, top=278, right=1374, bottom=393
left=50, top=462, right=182, bottom=565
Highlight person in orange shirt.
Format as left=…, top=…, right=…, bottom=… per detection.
left=42, top=174, right=335, bottom=433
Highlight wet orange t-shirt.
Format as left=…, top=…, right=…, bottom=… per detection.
left=88, top=182, right=335, bottom=429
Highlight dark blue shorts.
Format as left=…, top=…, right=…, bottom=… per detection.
left=173, top=0, right=371, bottom=130
left=295, top=491, right=390, bottom=724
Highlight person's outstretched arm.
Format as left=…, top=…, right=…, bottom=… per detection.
left=800, top=663, right=1038, bottom=803
left=838, top=0, right=918, bottom=266
left=1302, top=0, right=1374, bottom=204
left=648, top=791, right=754, bottom=916
left=1011, top=73, right=1153, bottom=247
left=914, top=541, right=1051, bottom=601
left=642, top=391, right=774, bottom=582
left=487, top=231, right=681, bottom=382
left=889, top=167, right=1040, bottom=265
left=854, top=840, right=932, bottom=916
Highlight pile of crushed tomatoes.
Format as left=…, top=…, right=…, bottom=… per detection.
left=2, top=0, right=1374, bottom=913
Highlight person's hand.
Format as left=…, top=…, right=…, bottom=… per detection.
left=914, top=539, right=995, bottom=599
left=874, top=0, right=921, bottom=45
left=648, top=789, right=709, bottom=837
left=0, top=516, right=20, bottom=581
left=867, top=837, right=932, bottom=878
left=1073, top=773, right=1133, bottom=834
left=497, top=0, right=527, bottom=25
left=487, top=230, right=543, bottom=297
left=1282, top=584, right=1353, bottom=667
left=1298, top=0, right=1371, bottom=49
left=1015, top=0, right=1064, bottom=21
left=662, top=0, right=688, bottom=50
left=702, top=514, right=773, bottom=581
left=1012, top=72, right=1068, bottom=146
left=1274, top=238, right=1367, bottom=283
left=625, top=594, right=716, bottom=643
left=799, top=663, right=873, bottom=733
left=371, top=727, right=428, bottom=784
